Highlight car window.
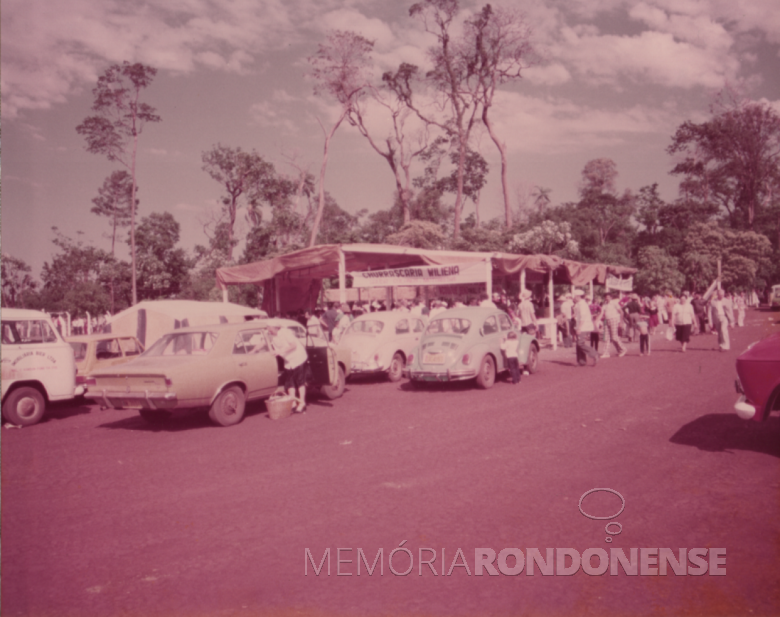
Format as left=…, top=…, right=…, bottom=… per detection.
left=146, top=331, right=219, bottom=357
left=119, top=338, right=142, bottom=356
left=483, top=316, right=498, bottom=335
left=347, top=320, right=385, bottom=335
left=413, top=319, right=425, bottom=333
left=96, top=339, right=122, bottom=359
left=233, top=330, right=269, bottom=355
left=395, top=319, right=410, bottom=335
left=1, top=320, right=58, bottom=344
left=498, top=314, right=513, bottom=331
left=69, top=342, right=87, bottom=361
left=426, top=318, right=471, bottom=335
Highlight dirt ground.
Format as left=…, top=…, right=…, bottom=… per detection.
left=2, top=308, right=779, bottom=617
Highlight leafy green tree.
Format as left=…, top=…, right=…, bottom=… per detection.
left=680, top=222, right=772, bottom=291
left=91, top=170, right=135, bottom=256
left=76, top=62, right=161, bottom=305
left=201, top=144, right=279, bottom=261
left=39, top=230, right=119, bottom=315
left=633, top=246, right=684, bottom=296
left=385, top=220, right=446, bottom=249
left=668, top=94, right=780, bottom=231
left=133, top=212, right=192, bottom=301
left=509, top=220, right=579, bottom=257
left=1, top=254, right=38, bottom=308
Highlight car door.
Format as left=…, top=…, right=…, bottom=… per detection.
left=482, top=314, right=505, bottom=371
left=232, top=329, right=278, bottom=399
left=497, top=313, right=515, bottom=371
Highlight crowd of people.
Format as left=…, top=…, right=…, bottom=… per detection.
left=289, top=287, right=759, bottom=364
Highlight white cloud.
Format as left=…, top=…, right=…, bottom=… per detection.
left=489, top=91, right=674, bottom=155
left=556, top=27, right=739, bottom=88
left=524, top=64, right=572, bottom=86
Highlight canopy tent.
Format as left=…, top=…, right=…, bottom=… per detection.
left=215, top=244, right=636, bottom=349
left=216, top=244, right=635, bottom=290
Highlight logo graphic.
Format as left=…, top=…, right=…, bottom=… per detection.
left=578, top=488, right=625, bottom=543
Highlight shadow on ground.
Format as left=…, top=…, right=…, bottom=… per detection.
left=670, top=413, right=780, bottom=458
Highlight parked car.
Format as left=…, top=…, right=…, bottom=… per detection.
left=261, top=318, right=351, bottom=399
left=734, top=331, right=780, bottom=422
left=1, top=308, right=82, bottom=426
left=406, top=307, right=540, bottom=389
left=770, top=284, right=780, bottom=311
left=340, top=312, right=428, bottom=382
left=66, top=333, right=145, bottom=388
left=85, top=321, right=339, bottom=427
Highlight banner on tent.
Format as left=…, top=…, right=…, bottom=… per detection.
left=605, top=275, right=633, bottom=292
left=350, top=261, right=488, bottom=288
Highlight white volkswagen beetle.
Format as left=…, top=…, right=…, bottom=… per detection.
left=340, top=311, right=427, bottom=382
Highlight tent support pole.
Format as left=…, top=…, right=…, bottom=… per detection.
left=275, top=277, right=281, bottom=316
left=486, top=259, right=492, bottom=298
left=549, top=271, right=556, bottom=351
left=520, top=269, right=526, bottom=293
left=222, top=288, right=228, bottom=303
left=339, top=249, right=347, bottom=305
left=589, top=279, right=594, bottom=300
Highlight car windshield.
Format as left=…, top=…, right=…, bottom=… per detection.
left=346, top=320, right=385, bottom=335
left=426, top=318, right=471, bottom=335
left=144, top=331, right=219, bottom=357
left=2, top=319, right=59, bottom=345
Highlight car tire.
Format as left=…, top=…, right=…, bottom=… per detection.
left=138, top=409, right=172, bottom=424
left=475, top=355, right=496, bottom=389
left=321, top=365, right=346, bottom=400
left=2, top=386, right=46, bottom=426
left=525, top=345, right=539, bottom=374
left=388, top=353, right=405, bottom=382
left=208, top=386, right=246, bottom=427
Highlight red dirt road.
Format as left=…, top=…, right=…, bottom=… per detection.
left=2, top=309, right=779, bottom=617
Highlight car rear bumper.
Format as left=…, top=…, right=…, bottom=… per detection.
left=409, top=369, right=477, bottom=382
left=86, top=389, right=177, bottom=410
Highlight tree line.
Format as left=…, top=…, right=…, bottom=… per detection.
left=4, top=1, right=779, bottom=315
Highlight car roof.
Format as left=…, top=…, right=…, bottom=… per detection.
left=352, top=311, right=423, bottom=323
left=1, top=308, right=54, bottom=320
left=430, top=307, right=508, bottom=320
left=65, top=334, right=142, bottom=343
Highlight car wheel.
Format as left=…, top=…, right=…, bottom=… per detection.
left=388, top=353, right=405, bottom=382
left=138, top=409, right=172, bottom=424
left=208, top=386, right=246, bottom=427
left=2, top=387, right=46, bottom=426
left=321, top=365, right=346, bottom=400
left=525, top=345, right=539, bottom=374
left=475, top=355, right=496, bottom=389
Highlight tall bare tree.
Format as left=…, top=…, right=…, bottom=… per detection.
left=348, top=64, right=432, bottom=225
left=308, top=30, right=373, bottom=246
left=386, top=0, right=482, bottom=241
left=76, top=62, right=161, bottom=305
left=466, top=4, right=535, bottom=226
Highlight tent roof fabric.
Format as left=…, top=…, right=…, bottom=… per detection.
left=215, top=244, right=636, bottom=289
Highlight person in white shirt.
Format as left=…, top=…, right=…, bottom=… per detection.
left=517, top=289, right=537, bottom=333
left=500, top=331, right=521, bottom=384
left=572, top=289, right=599, bottom=366
left=268, top=324, right=309, bottom=412
left=709, top=289, right=730, bottom=351
left=671, top=292, right=696, bottom=352
left=599, top=292, right=627, bottom=358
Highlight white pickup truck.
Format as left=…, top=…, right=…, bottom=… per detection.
left=1, top=308, right=82, bottom=426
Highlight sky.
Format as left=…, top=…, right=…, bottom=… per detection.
left=3, top=0, right=780, bottom=281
